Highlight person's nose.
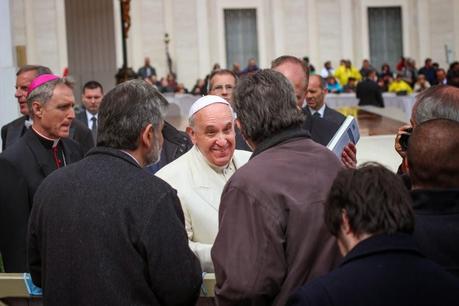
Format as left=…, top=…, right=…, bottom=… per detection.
left=215, top=133, right=227, bottom=146
left=68, top=107, right=75, bottom=119
left=15, top=88, right=23, bottom=98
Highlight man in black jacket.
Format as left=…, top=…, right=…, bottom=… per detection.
left=288, top=164, right=459, bottom=306
left=407, top=119, right=459, bottom=278
left=28, top=80, right=202, bottom=306
left=271, top=55, right=356, bottom=168
left=305, top=75, right=346, bottom=126
left=0, top=75, right=83, bottom=272
left=356, top=70, right=384, bottom=107
left=1, top=65, right=94, bottom=153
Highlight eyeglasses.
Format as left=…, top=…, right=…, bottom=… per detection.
left=212, top=84, right=234, bottom=93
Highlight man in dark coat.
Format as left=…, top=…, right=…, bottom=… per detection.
left=0, top=75, right=83, bottom=272
left=271, top=55, right=356, bottom=168
left=287, top=164, right=459, bottom=306
left=356, top=70, right=384, bottom=107
left=75, top=80, right=104, bottom=144
left=28, top=80, right=202, bottom=306
left=137, top=56, right=157, bottom=79
left=407, top=119, right=459, bottom=278
left=211, top=69, right=342, bottom=306
left=1, top=65, right=94, bottom=153
left=305, top=75, right=346, bottom=127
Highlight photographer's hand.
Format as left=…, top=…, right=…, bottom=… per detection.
left=395, top=124, right=412, bottom=159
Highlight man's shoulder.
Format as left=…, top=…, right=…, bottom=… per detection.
left=156, top=147, right=194, bottom=179
left=2, top=116, right=26, bottom=129
left=324, top=106, right=345, bottom=121
left=162, top=122, right=191, bottom=147
left=1, top=116, right=26, bottom=141
left=75, top=110, right=88, bottom=122
left=233, top=149, right=251, bottom=165
left=288, top=276, right=333, bottom=306
left=1, top=131, right=32, bottom=158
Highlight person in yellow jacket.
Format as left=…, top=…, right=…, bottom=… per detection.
left=388, top=74, right=413, bottom=94
left=334, top=60, right=362, bottom=86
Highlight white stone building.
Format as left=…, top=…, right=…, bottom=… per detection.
left=1, top=0, right=459, bottom=129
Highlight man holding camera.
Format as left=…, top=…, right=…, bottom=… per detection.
left=395, top=85, right=459, bottom=277
left=395, top=85, right=459, bottom=177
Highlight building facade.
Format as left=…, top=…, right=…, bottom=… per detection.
left=1, top=0, right=459, bottom=131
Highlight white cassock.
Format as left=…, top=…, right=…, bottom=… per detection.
left=156, top=145, right=251, bottom=272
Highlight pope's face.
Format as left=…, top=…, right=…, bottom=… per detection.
left=188, top=103, right=235, bottom=167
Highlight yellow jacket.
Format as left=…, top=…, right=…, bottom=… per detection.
left=388, top=80, right=413, bottom=94
left=334, top=65, right=362, bottom=86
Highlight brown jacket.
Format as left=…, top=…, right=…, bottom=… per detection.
left=212, top=129, right=342, bottom=306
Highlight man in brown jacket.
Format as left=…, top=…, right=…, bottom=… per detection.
left=211, top=69, right=342, bottom=306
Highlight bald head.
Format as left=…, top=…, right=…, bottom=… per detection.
left=271, top=56, right=309, bottom=108
left=411, top=85, right=459, bottom=126
left=408, top=119, right=459, bottom=189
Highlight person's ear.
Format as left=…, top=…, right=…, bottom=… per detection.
left=235, top=118, right=241, bottom=130
left=186, top=126, right=197, bottom=145
left=32, top=101, right=43, bottom=119
left=141, top=124, right=154, bottom=148
left=340, top=209, right=352, bottom=235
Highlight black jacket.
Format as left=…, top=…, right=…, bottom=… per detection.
left=302, top=108, right=340, bottom=146
left=157, top=121, right=193, bottom=168
left=356, top=78, right=384, bottom=107
left=287, top=234, right=459, bottom=306
left=0, top=129, right=83, bottom=272
left=412, top=189, right=459, bottom=278
left=28, top=147, right=202, bottom=306
left=1, top=116, right=94, bottom=154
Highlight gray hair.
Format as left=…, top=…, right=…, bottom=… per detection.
left=97, top=80, right=166, bottom=150
left=233, top=69, right=305, bottom=145
left=413, top=85, right=459, bottom=125
left=16, top=65, right=52, bottom=77
left=27, top=78, right=74, bottom=118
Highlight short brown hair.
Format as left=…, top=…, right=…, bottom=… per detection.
left=208, top=69, right=237, bottom=92
left=325, top=163, right=414, bottom=237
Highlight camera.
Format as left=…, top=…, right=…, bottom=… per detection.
left=399, top=127, right=413, bottom=151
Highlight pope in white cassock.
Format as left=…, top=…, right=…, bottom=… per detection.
left=156, top=95, right=251, bottom=272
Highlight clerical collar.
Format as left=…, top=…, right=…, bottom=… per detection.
left=194, top=145, right=234, bottom=175
left=31, top=127, right=60, bottom=148
left=24, top=116, right=33, bottom=129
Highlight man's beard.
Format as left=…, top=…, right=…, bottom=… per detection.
left=144, top=138, right=162, bottom=167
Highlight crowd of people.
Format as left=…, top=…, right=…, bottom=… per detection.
left=0, top=53, right=458, bottom=306
left=138, top=55, right=459, bottom=101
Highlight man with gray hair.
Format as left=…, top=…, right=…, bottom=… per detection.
left=156, top=95, right=251, bottom=272
left=407, top=118, right=459, bottom=278
left=28, top=80, right=202, bottom=305
left=0, top=74, right=84, bottom=272
left=1, top=65, right=94, bottom=153
left=211, top=69, right=342, bottom=306
left=395, top=85, right=459, bottom=176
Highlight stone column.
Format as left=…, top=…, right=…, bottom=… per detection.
left=0, top=0, right=18, bottom=151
